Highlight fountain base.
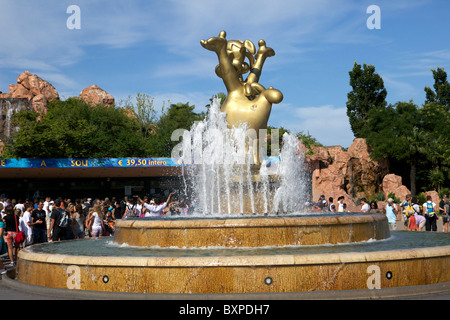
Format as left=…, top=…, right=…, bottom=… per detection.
left=15, top=214, right=450, bottom=294
left=113, top=213, right=390, bottom=248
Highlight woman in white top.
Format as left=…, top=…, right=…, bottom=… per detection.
left=337, top=196, right=345, bottom=212
left=88, top=204, right=105, bottom=237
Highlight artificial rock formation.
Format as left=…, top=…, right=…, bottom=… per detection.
left=80, top=85, right=115, bottom=107
left=0, top=71, right=59, bottom=114
left=306, top=138, right=391, bottom=209
left=381, top=173, right=411, bottom=200
left=0, top=72, right=116, bottom=156
left=0, top=71, right=116, bottom=112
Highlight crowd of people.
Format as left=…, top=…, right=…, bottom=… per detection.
left=0, top=192, right=188, bottom=273
left=1, top=191, right=448, bottom=274
left=310, top=193, right=450, bottom=232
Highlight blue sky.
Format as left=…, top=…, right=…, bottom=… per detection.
left=0, top=0, right=449, bottom=148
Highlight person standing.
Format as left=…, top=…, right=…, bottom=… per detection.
left=360, top=198, right=370, bottom=213
left=87, top=204, right=105, bottom=237
left=139, top=192, right=175, bottom=217
left=407, top=212, right=418, bottom=231
left=84, top=198, right=92, bottom=216
left=438, top=194, right=448, bottom=232
left=48, top=200, right=69, bottom=242
left=411, top=197, right=425, bottom=231
left=400, top=194, right=412, bottom=227
left=438, top=194, right=447, bottom=218
left=0, top=216, right=8, bottom=274
left=385, top=198, right=398, bottom=230
left=3, top=207, right=21, bottom=266
left=423, top=195, right=437, bottom=232
left=337, top=196, right=345, bottom=212
left=72, top=201, right=85, bottom=239
left=43, top=197, right=52, bottom=239
left=443, top=199, right=449, bottom=233
left=370, top=201, right=380, bottom=213
left=328, top=197, right=335, bottom=212
left=31, top=201, right=47, bottom=244
left=21, top=204, right=33, bottom=246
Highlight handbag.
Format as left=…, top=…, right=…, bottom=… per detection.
left=14, top=215, right=26, bottom=244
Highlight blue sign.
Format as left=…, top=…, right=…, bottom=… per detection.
left=0, top=158, right=183, bottom=169
left=0, top=157, right=280, bottom=169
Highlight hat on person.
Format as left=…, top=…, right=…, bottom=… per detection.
left=388, top=198, right=394, bottom=203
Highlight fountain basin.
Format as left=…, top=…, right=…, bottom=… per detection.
left=16, top=231, right=450, bottom=293
left=113, top=213, right=390, bottom=248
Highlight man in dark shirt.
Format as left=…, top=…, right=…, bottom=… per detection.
left=31, top=201, right=47, bottom=243
left=47, top=199, right=68, bottom=242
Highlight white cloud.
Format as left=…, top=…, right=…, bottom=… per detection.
left=0, top=0, right=443, bottom=152
left=382, top=75, right=418, bottom=103
left=378, top=48, right=450, bottom=103
left=38, top=73, right=80, bottom=92
left=0, top=1, right=373, bottom=88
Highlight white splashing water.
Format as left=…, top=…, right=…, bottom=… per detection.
left=180, top=97, right=307, bottom=216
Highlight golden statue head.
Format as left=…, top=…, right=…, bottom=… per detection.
left=201, top=31, right=283, bottom=164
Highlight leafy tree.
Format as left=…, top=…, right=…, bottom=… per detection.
left=422, top=68, right=450, bottom=191
left=263, top=126, right=290, bottom=157
left=365, top=101, right=425, bottom=195
left=206, top=92, right=227, bottom=108
left=420, top=102, right=450, bottom=191
left=424, top=67, right=450, bottom=110
left=362, top=103, right=398, bottom=159
left=346, top=62, right=387, bottom=138
left=118, top=93, right=167, bottom=137
left=3, top=98, right=151, bottom=158
left=151, top=102, right=205, bottom=157
left=296, top=130, right=323, bottom=155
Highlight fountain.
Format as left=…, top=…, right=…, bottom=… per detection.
left=15, top=32, right=450, bottom=295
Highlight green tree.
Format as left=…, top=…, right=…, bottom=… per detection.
left=424, top=67, right=450, bottom=110
left=263, top=126, right=290, bottom=157
left=346, top=62, right=387, bottom=138
left=422, top=68, right=450, bottom=190
left=365, top=101, right=425, bottom=195
left=206, top=92, right=227, bottom=108
left=2, top=98, right=151, bottom=158
left=296, top=130, right=323, bottom=155
left=420, top=103, right=450, bottom=191
left=118, top=93, right=167, bottom=137
left=151, top=102, right=205, bottom=157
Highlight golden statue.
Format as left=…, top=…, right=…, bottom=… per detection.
left=201, top=31, right=283, bottom=164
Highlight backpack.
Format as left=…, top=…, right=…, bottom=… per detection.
left=57, top=209, right=69, bottom=228
left=425, top=202, right=435, bottom=217
left=444, top=204, right=450, bottom=218
left=124, top=204, right=136, bottom=218
left=405, top=205, right=415, bottom=217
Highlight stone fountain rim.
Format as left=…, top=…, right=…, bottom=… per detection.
left=115, top=212, right=387, bottom=229
left=18, top=244, right=450, bottom=267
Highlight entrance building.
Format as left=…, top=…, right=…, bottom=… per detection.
left=0, top=157, right=183, bottom=200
